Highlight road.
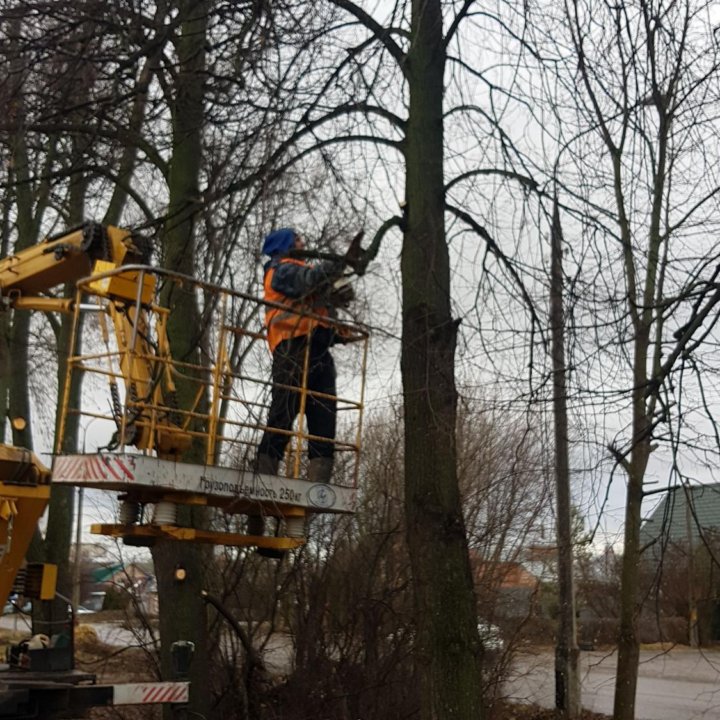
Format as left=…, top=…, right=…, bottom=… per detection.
left=507, top=648, right=720, bottom=720
left=0, top=611, right=144, bottom=646
left=4, top=613, right=719, bottom=719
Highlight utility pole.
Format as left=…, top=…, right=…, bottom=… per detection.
left=550, top=197, right=580, bottom=718
left=685, top=492, right=699, bottom=647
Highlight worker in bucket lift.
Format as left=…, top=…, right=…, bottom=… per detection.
left=253, top=227, right=347, bottom=490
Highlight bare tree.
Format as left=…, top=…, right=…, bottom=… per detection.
left=528, top=1, right=720, bottom=716
left=0, top=5, right=348, bottom=714
left=1, top=2, right=593, bottom=718
left=247, top=403, right=549, bottom=718
left=0, top=3, right=117, bottom=584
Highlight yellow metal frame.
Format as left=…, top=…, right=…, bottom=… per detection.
left=55, top=263, right=368, bottom=542
left=0, top=222, right=370, bottom=588
left=2, top=221, right=369, bottom=555
left=0, top=224, right=137, bottom=299
left=91, top=523, right=305, bottom=550
left=60, top=264, right=369, bottom=479
left=0, top=446, right=55, bottom=608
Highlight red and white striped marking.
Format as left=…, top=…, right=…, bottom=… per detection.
left=53, top=454, right=136, bottom=484
left=113, top=681, right=189, bottom=705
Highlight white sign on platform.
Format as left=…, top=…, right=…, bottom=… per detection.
left=52, top=454, right=357, bottom=513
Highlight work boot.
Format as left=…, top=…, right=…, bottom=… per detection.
left=308, top=456, right=333, bottom=484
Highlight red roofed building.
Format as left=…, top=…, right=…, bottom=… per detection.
left=469, top=552, right=540, bottom=619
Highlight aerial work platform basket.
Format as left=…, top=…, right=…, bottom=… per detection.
left=51, top=264, right=369, bottom=551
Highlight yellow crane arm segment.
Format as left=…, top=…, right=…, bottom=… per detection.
left=0, top=445, right=56, bottom=608
left=0, top=222, right=170, bottom=610
left=0, top=223, right=143, bottom=303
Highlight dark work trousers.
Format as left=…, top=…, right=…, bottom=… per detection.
left=258, top=330, right=337, bottom=462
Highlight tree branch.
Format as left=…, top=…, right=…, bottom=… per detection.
left=445, top=202, right=543, bottom=340
left=329, top=0, right=407, bottom=76
left=444, top=0, right=476, bottom=50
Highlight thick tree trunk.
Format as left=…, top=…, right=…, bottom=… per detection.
left=614, top=353, right=651, bottom=720
left=8, top=78, right=36, bottom=453
left=5, top=16, right=55, bottom=566
left=151, top=2, right=212, bottom=717
left=402, top=2, right=483, bottom=718
left=8, top=312, right=33, bottom=450
left=45, top=171, right=88, bottom=598
left=0, top=198, right=10, bottom=444
left=0, top=313, right=8, bottom=444
left=614, top=97, right=668, bottom=720
left=614, top=460, right=645, bottom=720
left=44, top=313, right=81, bottom=596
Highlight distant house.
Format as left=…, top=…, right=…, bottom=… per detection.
left=640, top=483, right=720, bottom=643
left=90, top=562, right=125, bottom=585
left=521, top=544, right=558, bottom=584
left=469, top=554, right=539, bottom=619
left=85, top=562, right=157, bottom=615
left=640, top=483, right=720, bottom=559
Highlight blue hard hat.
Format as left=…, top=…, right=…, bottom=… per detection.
left=261, top=228, right=297, bottom=256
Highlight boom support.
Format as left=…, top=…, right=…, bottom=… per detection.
left=0, top=223, right=143, bottom=304
left=0, top=220, right=369, bottom=717
left=0, top=222, right=367, bottom=595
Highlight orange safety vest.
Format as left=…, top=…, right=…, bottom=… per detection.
left=264, top=258, right=330, bottom=352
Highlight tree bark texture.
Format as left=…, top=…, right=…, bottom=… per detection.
left=0, top=313, right=8, bottom=445
left=150, top=2, right=212, bottom=717
left=8, top=64, right=36, bottom=453
left=402, top=2, right=483, bottom=718
left=614, top=370, right=651, bottom=720
left=45, top=166, right=89, bottom=597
